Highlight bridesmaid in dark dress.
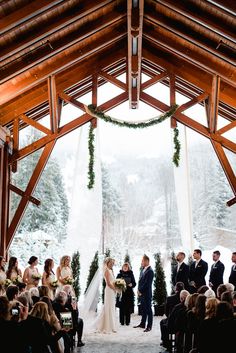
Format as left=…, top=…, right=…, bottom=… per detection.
left=116, top=262, right=136, bottom=326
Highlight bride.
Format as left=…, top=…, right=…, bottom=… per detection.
left=95, top=257, right=117, bottom=333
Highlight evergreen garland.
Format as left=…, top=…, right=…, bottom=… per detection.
left=87, top=122, right=95, bottom=189
left=153, top=252, right=167, bottom=305
left=84, top=251, right=99, bottom=294
left=86, top=103, right=180, bottom=189
left=71, top=251, right=81, bottom=300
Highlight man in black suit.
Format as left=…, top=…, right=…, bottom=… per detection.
left=209, top=250, right=225, bottom=293
left=134, top=254, right=154, bottom=332
left=229, top=251, right=236, bottom=290
left=172, top=252, right=189, bottom=290
left=189, top=249, right=208, bottom=293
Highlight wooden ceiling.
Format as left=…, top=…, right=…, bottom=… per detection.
left=0, top=0, right=235, bottom=126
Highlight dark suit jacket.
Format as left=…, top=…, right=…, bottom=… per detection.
left=138, top=266, right=154, bottom=300
left=172, top=262, right=189, bottom=289
left=165, top=292, right=181, bottom=317
left=209, top=260, right=225, bottom=291
left=229, top=264, right=236, bottom=289
left=189, top=259, right=208, bottom=288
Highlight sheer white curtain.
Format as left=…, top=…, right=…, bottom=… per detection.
left=173, top=124, right=194, bottom=252
left=65, top=122, right=103, bottom=293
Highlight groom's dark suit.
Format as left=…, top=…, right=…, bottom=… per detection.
left=138, top=266, right=154, bottom=330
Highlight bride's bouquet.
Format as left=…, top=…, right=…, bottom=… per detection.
left=114, top=278, right=127, bottom=293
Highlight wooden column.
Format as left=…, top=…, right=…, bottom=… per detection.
left=48, top=75, right=58, bottom=133
left=0, top=143, right=10, bottom=256
left=127, top=0, right=144, bottom=109
left=169, top=74, right=177, bottom=128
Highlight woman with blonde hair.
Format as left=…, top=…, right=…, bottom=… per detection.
left=56, top=256, right=73, bottom=287
left=205, top=297, right=219, bottom=319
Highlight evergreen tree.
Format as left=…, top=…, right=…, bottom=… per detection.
left=170, top=251, right=177, bottom=294
left=188, top=254, right=194, bottom=266
left=102, top=248, right=111, bottom=303
left=84, top=251, right=99, bottom=294
left=71, top=251, right=81, bottom=300
left=153, top=252, right=167, bottom=306
left=124, top=252, right=131, bottom=267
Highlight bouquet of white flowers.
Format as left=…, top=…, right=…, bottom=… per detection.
left=64, top=277, right=74, bottom=285
left=5, top=279, right=12, bottom=287
left=32, top=274, right=41, bottom=281
left=50, top=280, right=59, bottom=288
left=12, top=275, right=23, bottom=285
left=114, top=278, right=127, bottom=293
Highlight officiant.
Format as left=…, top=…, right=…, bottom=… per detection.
left=116, top=262, right=136, bottom=326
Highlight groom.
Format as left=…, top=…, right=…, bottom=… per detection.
left=134, top=254, right=154, bottom=332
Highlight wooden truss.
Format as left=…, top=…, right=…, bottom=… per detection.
left=1, top=62, right=236, bottom=255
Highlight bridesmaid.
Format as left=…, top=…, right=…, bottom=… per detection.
left=56, top=255, right=73, bottom=287
left=6, top=256, right=22, bottom=283
left=42, top=258, right=57, bottom=299
left=23, top=256, right=41, bottom=289
left=0, top=256, right=6, bottom=295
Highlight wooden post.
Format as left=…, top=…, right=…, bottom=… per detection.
left=169, top=74, right=177, bottom=128
left=0, top=143, right=10, bottom=256
left=48, top=75, right=58, bottom=133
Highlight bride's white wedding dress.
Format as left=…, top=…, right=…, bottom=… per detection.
left=95, top=268, right=117, bottom=333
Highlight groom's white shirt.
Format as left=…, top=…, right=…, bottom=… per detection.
left=143, top=265, right=150, bottom=273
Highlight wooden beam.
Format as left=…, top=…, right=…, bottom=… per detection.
left=59, top=92, right=86, bottom=112
left=208, top=75, right=220, bottom=133
left=48, top=76, right=58, bottom=133
left=140, top=91, right=236, bottom=153
left=211, top=139, right=236, bottom=197
left=217, top=120, right=236, bottom=136
left=99, top=71, right=127, bottom=90
left=143, top=23, right=236, bottom=88
left=9, top=184, right=41, bottom=206
left=7, top=141, right=56, bottom=250
left=12, top=118, right=19, bottom=173
left=127, top=0, right=144, bottom=108
left=226, top=197, right=236, bottom=207
left=21, top=114, right=52, bottom=135
left=92, top=74, right=98, bottom=128
left=177, top=92, right=209, bottom=114
left=141, top=71, right=169, bottom=90
left=9, top=92, right=128, bottom=163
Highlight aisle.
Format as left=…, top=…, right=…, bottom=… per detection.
left=77, top=315, right=166, bottom=353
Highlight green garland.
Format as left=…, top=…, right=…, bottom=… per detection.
left=173, top=127, right=181, bottom=167
left=87, top=122, right=95, bottom=189
left=86, top=104, right=180, bottom=189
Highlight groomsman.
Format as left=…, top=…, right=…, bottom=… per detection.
left=189, top=249, right=208, bottom=293
left=229, top=252, right=236, bottom=290
left=172, top=252, right=189, bottom=290
left=209, top=250, right=225, bottom=293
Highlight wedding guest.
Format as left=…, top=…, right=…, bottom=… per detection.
left=17, top=281, right=27, bottom=294
left=56, top=255, right=73, bottom=287
left=42, top=258, right=57, bottom=299
left=53, top=290, right=85, bottom=347
left=189, top=249, right=208, bottom=293
left=204, top=288, right=216, bottom=299
left=216, top=283, right=227, bottom=299
left=187, top=294, right=206, bottom=351
left=6, top=285, right=19, bottom=302
left=197, top=285, right=209, bottom=294
left=116, top=262, right=136, bottom=326
left=225, top=282, right=235, bottom=293
left=62, top=284, right=75, bottom=302
left=6, top=256, right=22, bottom=283
left=209, top=250, right=225, bottom=293
left=165, top=282, right=184, bottom=318
left=232, top=291, right=236, bottom=313
left=172, top=252, right=189, bottom=290
left=23, top=256, right=41, bottom=289
left=22, top=290, right=33, bottom=310
left=38, top=285, right=50, bottom=299
left=0, top=256, right=6, bottom=295
left=229, top=252, right=236, bottom=290
left=215, top=301, right=236, bottom=353
left=221, top=291, right=233, bottom=307
left=29, top=287, right=40, bottom=305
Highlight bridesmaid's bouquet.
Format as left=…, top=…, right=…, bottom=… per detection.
left=12, top=275, right=23, bottom=285
left=4, top=279, right=12, bottom=287
left=64, top=277, right=74, bottom=285
left=32, top=274, right=41, bottom=281
left=114, top=278, right=127, bottom=293
left=50, top=280, right=59, bottom=288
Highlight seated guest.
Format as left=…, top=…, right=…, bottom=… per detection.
left=185, top=293, right=199, bottom=312
left=197, top=285, right=209, bottom=294
left=29, top=286, right=40, bottom=305
left=187, top=294, right=206, bottom=351
left=221, top=291, right=233, bottom=307
left=21, top=290, right=33, bottom=310
left=204, top=288, right=216, bottom=299
left=172, top=252, right=189, bottom=290
left=216, top=283, right=227, bottom=299
left=233, top=291, right=236, bottom=313
left=38, top=285, right=50, bottom=299
left=17, top=282, right=27, bottom=294
left=160, top=282, right=184, bottom=348
left=189, top=249, right=208, bottom=293
left=53, top=290, right=85, bottom=347
left=198, top=298, right=219, bottom=353
left=215, top=301, right=236, bottom=353
left=229, top=252, right=236, bottom=291
left=6, top=285, right=19, bottom=302
left=209, top=250, right=225, bottom=293
left=225, top=282, right=235, bottom=293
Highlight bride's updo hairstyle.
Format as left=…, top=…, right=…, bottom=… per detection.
left=104, top=257, right=114, bottom=267
left=60, top=255, right=71, bottom=268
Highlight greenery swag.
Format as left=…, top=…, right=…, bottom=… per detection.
left=86, top=103, right=180, bottom=189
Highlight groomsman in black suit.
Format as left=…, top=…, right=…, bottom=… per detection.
left=229, top=252, right=236, bottom=290
left=134, top=254, right=154, bottom=332
left=209, top=250, right=225, bottom=293
left=189, top=249, right=208, bottom=293
left=172, top=252, right=189, bottom=290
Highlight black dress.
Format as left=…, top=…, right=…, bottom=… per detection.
left=116, top=270, right=136, bottom=325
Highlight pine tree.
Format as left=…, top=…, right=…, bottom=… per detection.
left=153, top=252, right=167, bottom=306
left=102, top=248, right=111, bottom=303
left=124, top=252, right=131, bottom=267
left=71, top=251, right=81, bottom=300
left=84, top=251, right=99, bottom=294
left=170, top=251, right=177, bottom=294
